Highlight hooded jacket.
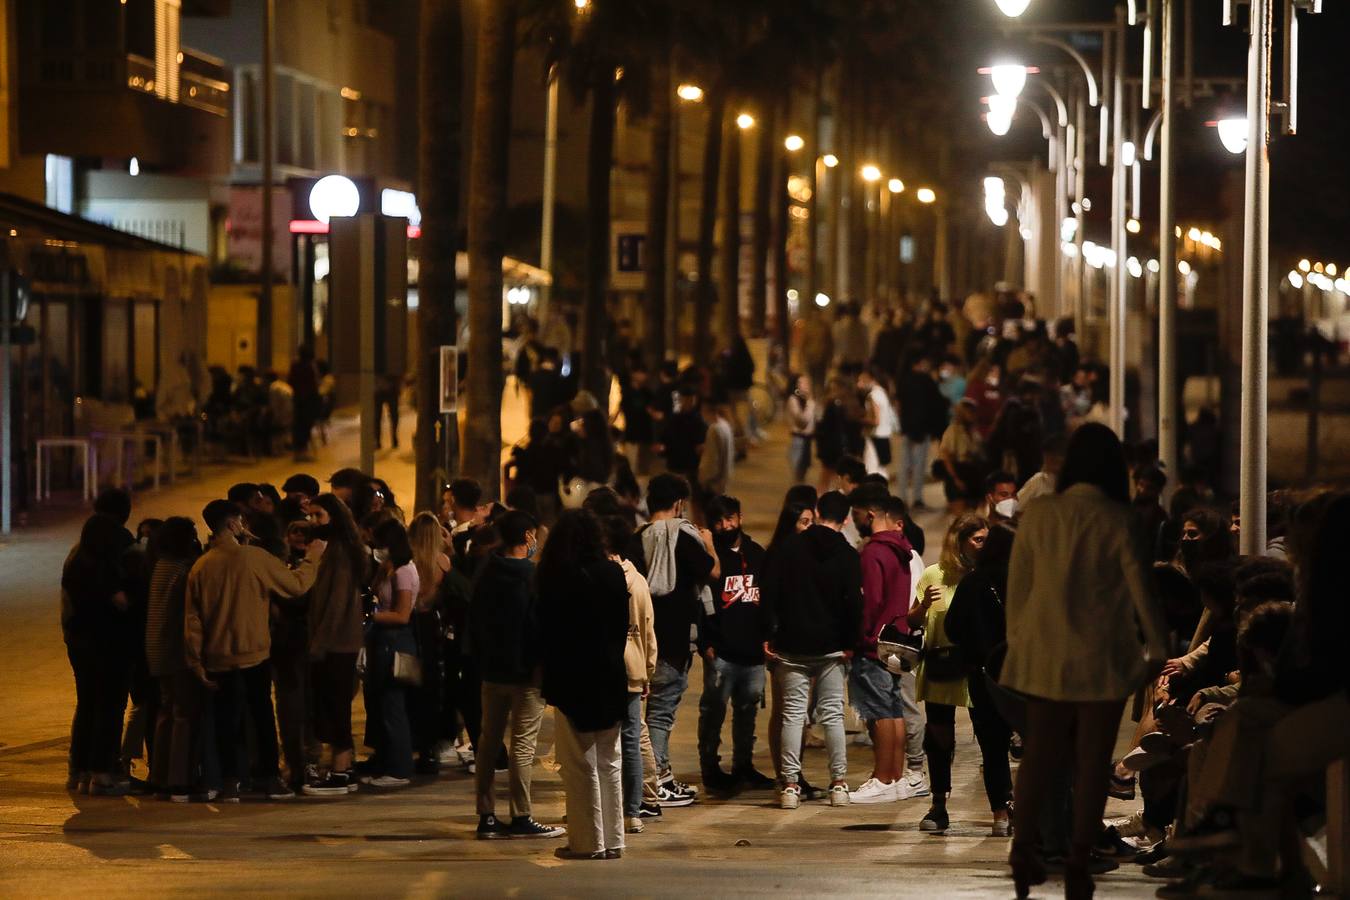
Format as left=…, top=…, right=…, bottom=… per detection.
left=699, top=535, right=767, bottom=664
left=762, top=524, right=862, bottom=657
left=469, top=554, right=539, bottom=685
left=857, top=529, right=915, bottom=657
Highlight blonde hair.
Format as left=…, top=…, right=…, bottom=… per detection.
left=938, top=513, right=988, bottom=585
left=408, top=512, right=446, bottom=605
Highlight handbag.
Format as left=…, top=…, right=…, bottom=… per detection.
left=921, top=643, right=967, bottom=682
left=392, top=649, right=423, bottom=686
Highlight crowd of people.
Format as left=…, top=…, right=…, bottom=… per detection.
left=57, top=290, right=1348, bottom=893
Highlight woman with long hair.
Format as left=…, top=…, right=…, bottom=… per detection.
left=61, top=513, right=136, bottom=795
left=1003, top=423, right=1167, bottom=899
left=407, top=512, right=451, bottom=773
left=538, top=509, right=630, bottom=859
left=938, top=398, right=985, bottom=514
left=942, top=522, right=1018, bottom=837
left=762, top=485, right=820, bottom=790
left=908, top=513, right=988, bottom=834
left=360, top=518, right=420, bottom=789
left=786, top=374, right=817, bottom=483
left=815, top=376, right=864, bottom=492
left=144, top=517, right=205, bottom=800
left=302, top=493, right=368, bottom=796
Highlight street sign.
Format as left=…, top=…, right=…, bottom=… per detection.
left=611, top=221, right=645, bottom=291
left=439, top=345, right=458, bottom=414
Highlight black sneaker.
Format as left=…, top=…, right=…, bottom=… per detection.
left=637, top=802, right=663, bottom=819
left=731, top=766, right=777, bottom=791
left=217, top=782, right=242, bottom=804
left=477, top=813, right=509, bottom=840
left=701, top=765, right=738, bottom=794
left=414, top=757, right=441, bottom=776
left=656, top=782, right=695, bottom=808
left=919, top=805, right=950, bottom=833
left=257, top=775, right=296, bottom=800
left=1008, top=733, right=1024, bottom=761
left=302, top=773, right=350, bottom=797
left=508, top=816, right=566, bottom=839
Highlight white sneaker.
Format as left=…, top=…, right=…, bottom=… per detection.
left=625, top=816, right=644, bottom=834
left=361, top=775, right=411, bottom=789
left=1110, top=809, right=1147, bottom=838
left=829, top=783, right=850, bottom=807
left=780, top=784, right=802, bottom=809
left=436, top=741, right=459, bottom=765
left=849, top=777, right=899, bottom=804
left=992, top=816, right=1012, bottom=837
left=898, top=769, right=930, bottom=800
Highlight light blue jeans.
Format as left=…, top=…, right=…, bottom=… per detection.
left=620, top=692, right=644, bottom=816
left=788, top=435, right=813, bottom=483
left=645, top=659, right=688, bottom=778
left=777, top=654, right=848, bottom=784
left=899, top=436, right=930, bottom=508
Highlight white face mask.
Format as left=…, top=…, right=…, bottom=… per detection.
left=372, top=548, right=389, bottom=564
left=994, top=497, right=1019, bottom=519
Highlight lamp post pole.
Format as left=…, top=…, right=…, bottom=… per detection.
left=1157, top=0, right=1180, bottom=492
left=1237, top=0, right=1272, bottom=555
left=1109, top=4, right=1127, bottom=437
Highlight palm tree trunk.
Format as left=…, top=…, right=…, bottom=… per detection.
left=749, top=101, right=774, bottom=338
left=771, top=96, right=791, bottom=360
left=718, top=101, right=740, bottom=349
left=643, top=48, right=671, bottom=367
left=464, top=0, right=516, bottom=497
left=581, top=73, right=616, bottom=406
left=415, top=0, right=462, bottom=512
left=694, top=87, right=726, bottom=364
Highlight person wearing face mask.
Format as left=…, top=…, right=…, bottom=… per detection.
left=468, top=511, right=565, bottom=840
left=626, top=474, right=718, bottom=806
left=302, top=494, right=367, bottom=796
left=696, top=495, right=773, bottom=795
left=185, top=499, right=326, bottom=802
left=981, top=471, right=1019, bottom=525
left=360, top=519, right=421, bottom=788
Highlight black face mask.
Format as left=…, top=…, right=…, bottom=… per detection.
left=712, top=528, right=741, bottom=550
left=310, top=523, right=335, bottom=541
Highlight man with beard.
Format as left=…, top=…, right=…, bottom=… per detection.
left=696, top=496, right=774, bottom=794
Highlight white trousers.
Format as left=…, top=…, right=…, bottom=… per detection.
left=554, top=714, right=624, bottom=854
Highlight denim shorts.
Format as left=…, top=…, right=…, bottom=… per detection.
left=849, top=655, right=905, bottom=721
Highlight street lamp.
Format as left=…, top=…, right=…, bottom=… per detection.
left=1215, top=117, right=1249, bottom=154
left=887, top=178, right=904, bottom=194
left=860, top=164, right=882, bottom=182
left=784, top=134, right=804, bottom=152
left=916, top=187, right=937, bottom=204
left=989, top=64, right=1029, bottom=98
left=676, top=83, right=704, bottom=102
left=736, top=112, right=755, bottom=130
left=995, top=0, right=1032, bottom=16
left=822, top=153, right=839, bottom=168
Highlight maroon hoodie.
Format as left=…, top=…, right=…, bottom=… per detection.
left=858, top=529, right=915, bottom=658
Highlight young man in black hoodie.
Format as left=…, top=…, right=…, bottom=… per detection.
left=469, top=511, right=564, bottom=840
left=696, top=496, right=775, bottom=793
left=762, top=490, right=862, bottom=809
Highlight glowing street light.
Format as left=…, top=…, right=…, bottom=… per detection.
left=1216, top=118, right=1248, bottom=155
left=986, top=94, right=1017, bottom=136
left=1126, top=218, right=1141, bottom=234
left=1288, top=270, right=1304, bottom=289
left=822, top=154, right=839, bottom=168
left=676, top=83, right=704, bottom=102
left=736, top=112, right=755, bottom=130
left=784, top=134, right=804, bottom=152
left=989, top=64, right=1028, bottom=98
left=887, top=178, right=904, bottom=194
left=860, top=164, right=882, bottom=182
left=1298, top=258, right=1311, bottom=272
left=916, top=187, right=937, bottom=204
left=814, top=292, right=831, bottom=308
left=994, top=0, right=1032, bottom=17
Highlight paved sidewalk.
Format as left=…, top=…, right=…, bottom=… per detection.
left=0, top=403, right=1157, bottom=898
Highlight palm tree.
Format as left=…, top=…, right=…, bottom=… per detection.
left=692, top=85, right=725, bottom=362
left=579, top=70, right=617, bottom=405
left=643, top=38, right=672, bottom=365
left=414, top=0, right=463, bottom=512
left=748, top=100, right=776, bottom=338
left=463, top=0, right=518, bottom=496
left=717, top=99, right=742, bottom=348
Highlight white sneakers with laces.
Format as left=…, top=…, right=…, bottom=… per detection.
left=850, top=777, right=899, bottom=804
left=898, top=768, right=930, bottom=800
left=828, top=783, right=851, bottom=806
left=780, top=783, right=802, bottom=809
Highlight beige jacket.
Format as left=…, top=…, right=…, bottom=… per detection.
left=1003, top=484, right=1168, bottom=702
left=621, top=559, right=658, bottom=693
left=185, top=538, right=318, bottom=674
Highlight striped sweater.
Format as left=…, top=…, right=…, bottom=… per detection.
left=146, top=559, right=192, bottom=677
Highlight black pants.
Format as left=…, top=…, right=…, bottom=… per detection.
left=271, top=617, right=317, bottom=784
left=66, top=641, right=131, bottom=776
left=925, top=680, right=1014, bottom=811
left=311, top=652, right=358, bottom=754
left=211, top=663, right=280, bottom=783
left=150, top=670, right=206, bottom=790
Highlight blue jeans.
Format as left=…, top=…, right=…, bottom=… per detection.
left=778, top=654, right=848, bottom=783
left=644, top=659, right=688, bottom=777
left=899, top=436, right=930, bottom=508
left=788, top=435, right=812, bottom=482
left=620, top=692, right=644, bottom=816
left=363, top=626, right=416, bottom=779
left=697, top=656, right=765, bottom=771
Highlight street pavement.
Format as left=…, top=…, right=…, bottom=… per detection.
left=0, top=400, right=1158, bottom=898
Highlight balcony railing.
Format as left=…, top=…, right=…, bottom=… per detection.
left=29, top=47, right=229, bottom=117
left=180, top=48, right=230, bottom=117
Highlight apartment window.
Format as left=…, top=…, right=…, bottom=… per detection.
left=237, top=67, right=259, bottom=163
left=297, top=81, right=316, bottom=170
left=275, top=71, right=295, bottom=167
